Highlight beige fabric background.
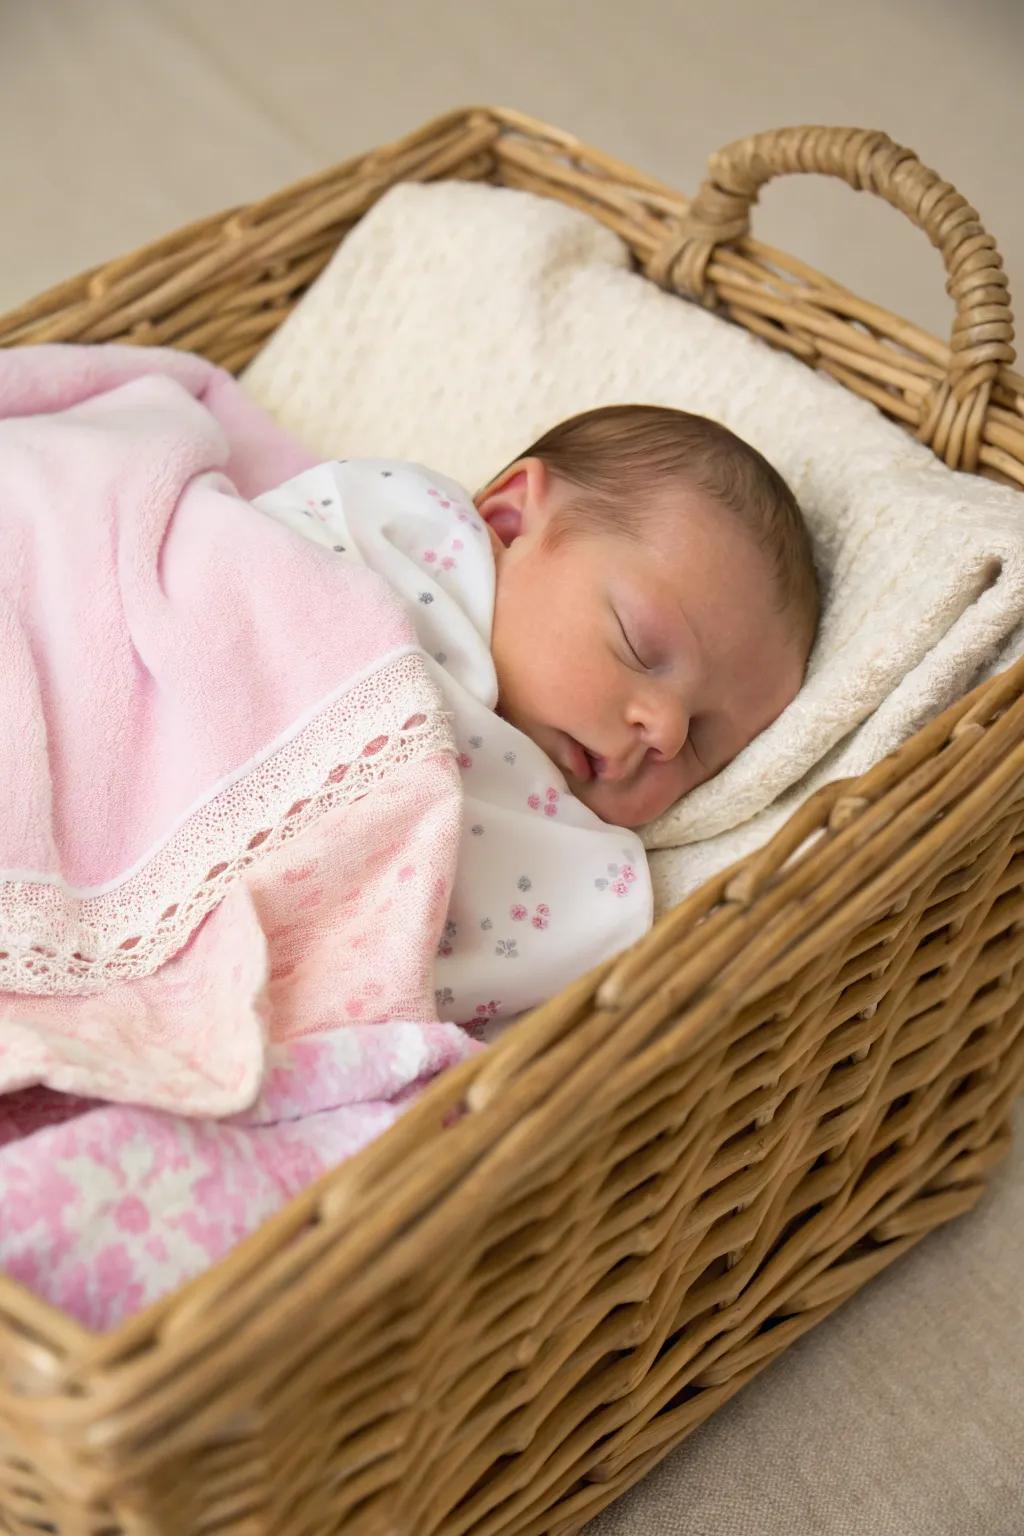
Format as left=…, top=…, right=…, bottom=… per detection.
left=3, top=2, right=1023, bottom=1530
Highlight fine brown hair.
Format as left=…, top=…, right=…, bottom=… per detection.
left=517, top=404, right=819, bottom=647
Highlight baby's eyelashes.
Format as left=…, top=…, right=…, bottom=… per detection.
left=614, top=610, right=649, bottom=671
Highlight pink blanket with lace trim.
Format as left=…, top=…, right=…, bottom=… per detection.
left=0, top=346, right=476, bottom=1326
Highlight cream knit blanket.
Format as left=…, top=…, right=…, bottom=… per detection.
left=243, top=181, right=1024, bottom=912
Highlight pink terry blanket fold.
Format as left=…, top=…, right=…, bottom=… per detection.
left=0, top=344, right=464, bottom=1117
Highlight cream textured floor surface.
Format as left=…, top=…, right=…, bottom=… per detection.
left=4, top=3, right=1024, bottom=1532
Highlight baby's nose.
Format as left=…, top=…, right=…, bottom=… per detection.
left=646, top=702, right=689, bottom=761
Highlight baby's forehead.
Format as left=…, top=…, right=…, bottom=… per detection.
left=614, top=480, right=765, bottom=557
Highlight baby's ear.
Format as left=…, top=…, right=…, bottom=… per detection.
left=475, top=458, right=547, bottom=546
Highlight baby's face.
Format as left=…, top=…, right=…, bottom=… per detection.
left=477, top=461, right=808, bottom=829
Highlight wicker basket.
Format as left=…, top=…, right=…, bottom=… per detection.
left=1, top=108, right=1023, bottom=1536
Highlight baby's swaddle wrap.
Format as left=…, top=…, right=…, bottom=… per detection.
left=255, top=457, right=652, bottom=1031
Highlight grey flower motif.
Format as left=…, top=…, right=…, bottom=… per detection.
left=332, top=544, right=346, bottom=553
left=335, top=459, right=347, bottom=465
left=503, top=751, right=517, bottom=765
left=495, top=938, right=519, bottom=958
left=595, top=878, right=609, bottom=890
left=381, top=470, right=393, bottom=478
left=471, top=825, right=484, bottom=836
left=607, top=863, right=620, bottom=876
left=435, top=986, right=454, bottom=1010
left=437, top=917, right=457, bottom=958
left=321, top=498, right=332, bottom=507
left=469, top=735, right=483, bottom=749
left=435, top=651, right=448, bottom=664
left=517, top=875, right=532, bottom=892
left=419, top=592, right=434, bottom=604
left=480, top=917, right=493, bottom=931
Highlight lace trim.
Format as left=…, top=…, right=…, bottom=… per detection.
left=0, top=650, right=454, bottom=995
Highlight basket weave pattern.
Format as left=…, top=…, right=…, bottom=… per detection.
left=0, top=109, right=1022, bottom=1536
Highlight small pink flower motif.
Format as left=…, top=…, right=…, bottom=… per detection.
left=428, top=488, right=439, bottom=497
left=544, top=803, right=558, bottom=817
left=532, top=902, right=551, bottom=930
left=611, top=879, right=630, bottom=896
left=527, top=793, right=541, bottom=811
left=475, top=1000, right=501, bottom=1017
left=452, top=539, right=464, bottom=551
left=441, top=557, right=456, bottom=571
left=115, top=1196, right=150, bottom=1235
left=622, top=864, right=637, bottom=884
left=440, top=499, right=451, bottom=508
left=457, top=752, right=473, bottom=769
left=457, top=510, right=473, bottom=524
left=424, top=549, right=438, bottom=563
left=397, top=864, right=416, bottom=882
left=545, top=788, right=558, bottom=802
left=282, top=862, right=317, bottom=884
left=345, top=998, right=365, bottom=1018
left=510, top=903, right=528, bottom=921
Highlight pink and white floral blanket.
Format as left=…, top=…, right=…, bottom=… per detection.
left=0, top=345, right=476, bottom=1327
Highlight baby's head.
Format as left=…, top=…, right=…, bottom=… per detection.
left=475, top=404, right=818, bottom=828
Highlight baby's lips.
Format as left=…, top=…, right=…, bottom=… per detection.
left=563, top=735, right=594, bottom=782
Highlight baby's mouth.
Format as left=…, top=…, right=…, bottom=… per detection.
left=564, top=734, right=606, bottom=783
left=585, top=748, right=608, bottom=778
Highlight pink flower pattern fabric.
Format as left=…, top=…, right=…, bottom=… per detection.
left=0, top=1021, right=477, bottom=1330
left=0, top=746, right=475, bottom=1331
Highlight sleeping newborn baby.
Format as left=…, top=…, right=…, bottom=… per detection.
left=256, top=403, right=817, bottom=1028
left=477, top=404, right=818, bottom=828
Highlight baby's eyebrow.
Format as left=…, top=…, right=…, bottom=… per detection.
left=625, top=585, right=674, bottom=636
left=639, top=593, right=701, bottom=669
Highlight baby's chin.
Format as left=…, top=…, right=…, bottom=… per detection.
left=572, top=773, right=682, bottom=830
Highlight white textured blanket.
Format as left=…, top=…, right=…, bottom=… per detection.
left=243, top=181, right=1024, bottom=911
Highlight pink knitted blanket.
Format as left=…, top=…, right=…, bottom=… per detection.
left=0, top=345, right=477, bottom=1328
left=0, top=345, right=463, bottom=1117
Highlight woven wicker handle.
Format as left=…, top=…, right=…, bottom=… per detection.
left=650, top=126, right=1015, bottom=404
